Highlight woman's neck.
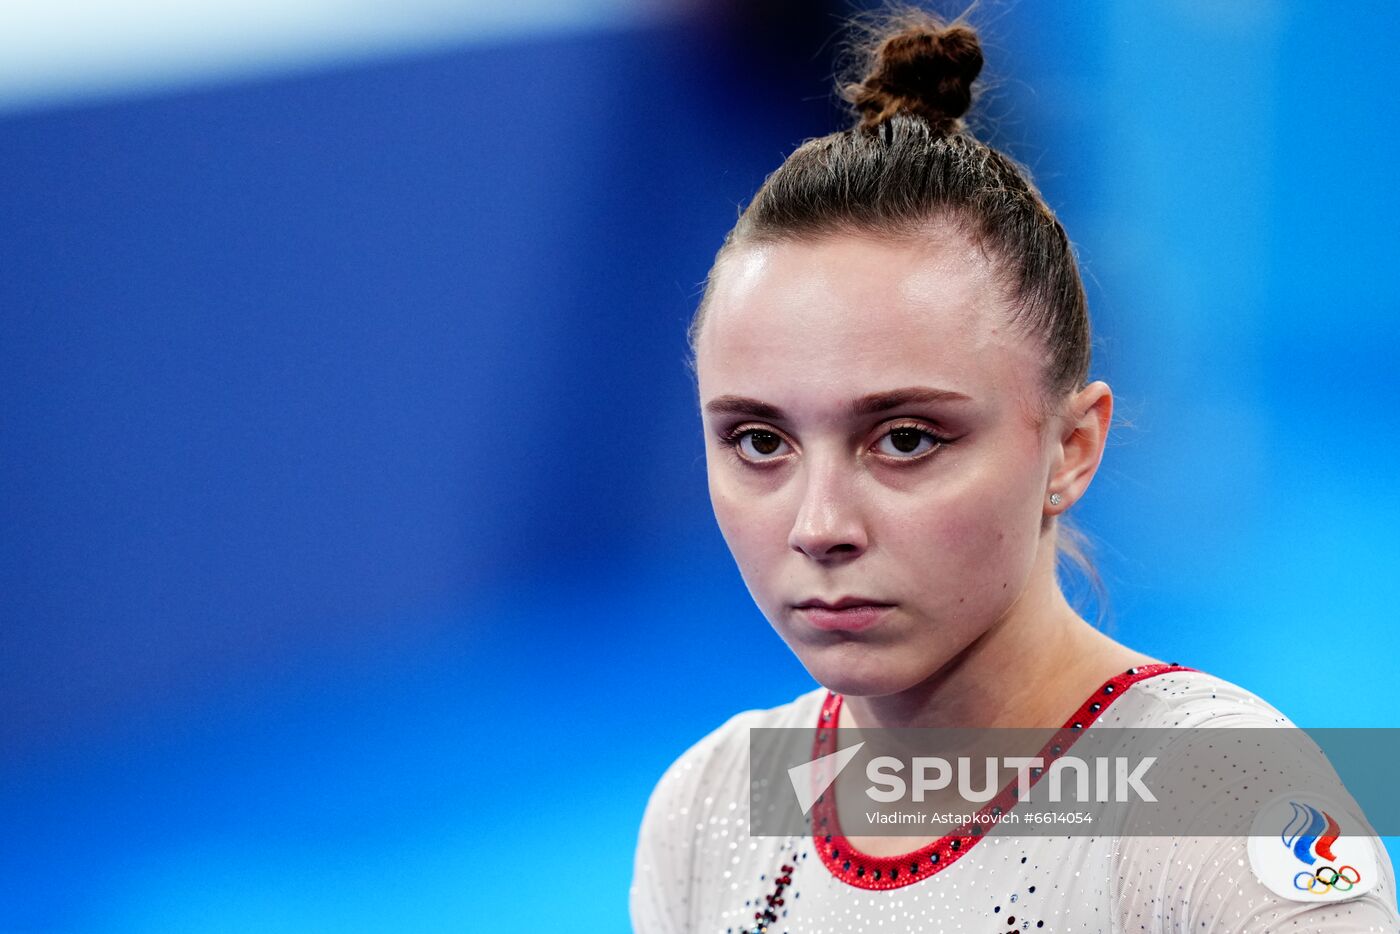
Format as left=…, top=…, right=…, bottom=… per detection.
left=838, top=563, right=1156, bottom=732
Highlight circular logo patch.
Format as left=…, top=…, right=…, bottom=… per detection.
left=1246, top=793, right=1379, bottom=903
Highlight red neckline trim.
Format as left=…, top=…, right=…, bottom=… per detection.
left=810, top=662, right=1196, bottom=890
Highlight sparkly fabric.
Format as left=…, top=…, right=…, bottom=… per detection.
left=631, top=669, right=1400, bottom=933
left=810, top=664, right=1190, bottom=891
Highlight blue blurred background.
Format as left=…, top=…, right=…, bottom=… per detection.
left=2, top=1, right=1397, bottom=930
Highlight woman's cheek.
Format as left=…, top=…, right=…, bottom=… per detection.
left=710, top=483, right=783, bottom=579
left=708, top=466, right=750, bottom=542
left=911, top=499, right=1026, bottom=593
left=710, top=492, right=749, bottom=564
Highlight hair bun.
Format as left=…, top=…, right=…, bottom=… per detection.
left=844, top=19, right=984, bottom=133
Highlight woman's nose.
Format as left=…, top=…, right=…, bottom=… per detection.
left=787, top=460, right=868, bottom=561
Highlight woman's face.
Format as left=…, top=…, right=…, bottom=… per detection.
left=695, top=230, right=1064, bottom=698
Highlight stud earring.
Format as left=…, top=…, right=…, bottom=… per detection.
left=1048, top=492, right=1063, bottom=506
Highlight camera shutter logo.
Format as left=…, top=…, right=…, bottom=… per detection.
left=788, top=742, right=865, bottom=815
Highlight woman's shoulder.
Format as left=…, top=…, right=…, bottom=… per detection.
left=631, top=685, right=827, bottom=925
left=698, top=683, right=830, bottom=737
left=636, top=685, right=826, bottom=837
left=1107, top=665, right=1298, bottom=729
left=648, top=685, right=827, bottom=794
left=1110, top=668, right=1400, bottom=928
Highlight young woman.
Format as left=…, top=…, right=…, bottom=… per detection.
left=631, top=11, right=1399, bottom=933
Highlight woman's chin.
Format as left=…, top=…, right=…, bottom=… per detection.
left=795, top=645, right=927, bottom=699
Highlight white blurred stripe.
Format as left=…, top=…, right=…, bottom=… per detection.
left=0, top=0, right=674, bottom=115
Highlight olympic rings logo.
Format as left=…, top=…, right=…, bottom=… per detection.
left=1293, top=865, right=1361, bottom=893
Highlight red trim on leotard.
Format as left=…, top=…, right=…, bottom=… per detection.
left=810, top=662, right=1196, bottom=890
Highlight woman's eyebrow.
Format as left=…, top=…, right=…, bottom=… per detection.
left=703, top=386, right=972, bottom=421
left=703, top=395, right=787, bottom=420
left=852, top=387, right=972, bottom=415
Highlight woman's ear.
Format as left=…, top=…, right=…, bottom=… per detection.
left=1045, top=381, right=1113, bottom=515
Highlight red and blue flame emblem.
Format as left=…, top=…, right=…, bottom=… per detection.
left=1282, top=801, right=1340, bottom=865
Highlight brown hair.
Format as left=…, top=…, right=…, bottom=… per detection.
left=687, top=6, right=1107, bottom=614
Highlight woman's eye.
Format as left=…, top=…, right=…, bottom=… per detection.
left=734, top=429, right=790, bottom=461
left=726, top=425, right=946, bottom=464
left=874, top=426, right=943, bottom=458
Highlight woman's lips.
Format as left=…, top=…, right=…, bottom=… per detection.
left=794, top=604, right=894, bottom=632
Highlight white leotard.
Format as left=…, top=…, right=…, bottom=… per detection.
left=631, top=666, right=1399, bottom=933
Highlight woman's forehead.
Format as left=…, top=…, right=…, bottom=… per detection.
left=698, top=234, right=1042, bottom=403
